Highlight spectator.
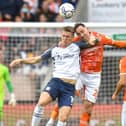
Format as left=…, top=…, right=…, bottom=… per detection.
left=0, top=0, right=23, bottom=21
left=15, top=16, right=23, bottom=22
left=37, top=0, right=57, bottom=22
left=39, top=14, right=48, bottom=22
left=48, top=0, right=59, bottom=14
left=23, top=0, right=38, bottom=14
left=55, top=14, right=64, bottom=22
left=3, top=14, right=12, bottom=22
left=20, top=2, right=35, bottom=22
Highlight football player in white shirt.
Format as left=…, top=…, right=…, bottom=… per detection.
left=9, top=26, right=96, bottom=126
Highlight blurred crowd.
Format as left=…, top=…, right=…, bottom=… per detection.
left=0, top=35, right=59, bottom=91
left=0, top=0, right=78, bottom=22
left=0, top=0, right=79, bottom=97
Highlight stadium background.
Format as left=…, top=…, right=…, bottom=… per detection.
left=0, top=0, right=126, bottom=126
left=0, top=23, right=125, bottom=126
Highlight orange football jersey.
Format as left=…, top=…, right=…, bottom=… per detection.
left=74, top=32, right=126, bottom=73
left=120, top=57, right=126, bottom=74
left=119, top=57, right=126, bottom=101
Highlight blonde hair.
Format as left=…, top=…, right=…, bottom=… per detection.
left=63, top=26, right=74, bottom=36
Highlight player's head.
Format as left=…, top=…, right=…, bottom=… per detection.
left=74, top=23, right=90, bottom=41
left=61, top=26, right=74, bottom=46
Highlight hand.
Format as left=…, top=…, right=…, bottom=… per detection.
left=112, top=93, right=118, bottom=100
left=9, top=59, right=22, bottom=68
left=8, top=93, right=16, bottom=106
left=89, top=36, right=99, bottom=46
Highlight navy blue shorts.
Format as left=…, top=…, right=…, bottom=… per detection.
left=43, top=78, right=75, bottom=108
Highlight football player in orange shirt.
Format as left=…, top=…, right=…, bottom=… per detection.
left=46, top=23, right=126, bottom=126
left=112, top=57, right=126, bottom=126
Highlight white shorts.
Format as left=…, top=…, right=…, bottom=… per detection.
left=76, top=72, right=101, bottom=103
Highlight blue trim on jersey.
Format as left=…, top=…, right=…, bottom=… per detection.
left=41, top=48, right=52, bottom=60
left=75, top=41, right=91, bottom=49
left=41, top=41, right=92, bottom=60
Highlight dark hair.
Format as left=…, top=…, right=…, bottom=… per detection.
left=74, top=23, right=86, bottom=32
left=63, top=26, right=74, bottom=36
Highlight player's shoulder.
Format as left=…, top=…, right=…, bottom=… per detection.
left=68, top=43, right=80, bottom=51
left=92, top=31, right=104, bottom=37
left=92, top=31, right=111, bottom=43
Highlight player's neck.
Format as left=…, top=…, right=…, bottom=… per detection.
left=63, top=41, right=72, bottom=48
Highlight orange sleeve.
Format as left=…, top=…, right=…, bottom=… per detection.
left=74, top=32, right=126, bottom=47
left=113, top=41, right=126, bottom=48
left=100, top=34, right=113, bottom=45
left=119, top=57, right=126, bottom=102
left=92, top=32, right=113, bottom=45
left=120, top=57, right=126, bottom=74
left=101, top=34, right=126, bottom=47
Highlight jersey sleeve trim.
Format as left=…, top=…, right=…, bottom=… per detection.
left=41, top=48, right=52, bottom=60
left=74, top=41, right=91, bottom=49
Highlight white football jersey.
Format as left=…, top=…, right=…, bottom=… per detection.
left=52, top=43, right=80, bottom=80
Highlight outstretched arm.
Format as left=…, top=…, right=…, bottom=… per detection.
left=112, top=74, right=126, bottom=100
left=101, top=33, right=126, bottom=47
left=4, top=67, right=14, bottom=93
left=19, top=56, right=41, bottom=64
left=73, top=36, right=99, bottom=46
left=10, top=48, right=52, bottom=68
left=9, top=56, right=42, bottom=68
left=112, top=41, right=126, bottom=48
left=4, top=67, right=16, bottom=106
left=75, top=39, right=99, bottom=49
